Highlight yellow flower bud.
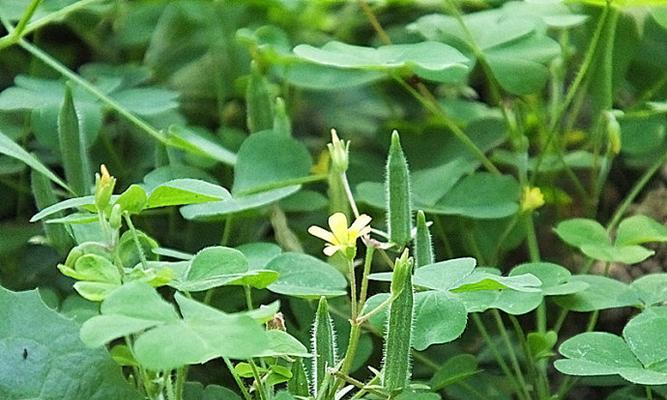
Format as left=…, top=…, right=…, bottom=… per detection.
left=95, top=164, right=116, bottom=211
left=521, top=186, right=545, bottom=213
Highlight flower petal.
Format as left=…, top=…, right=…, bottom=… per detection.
left=308, top=225, right=336, bottom=244
left=349, top=214, right=372, bottom=232
left=323, top=245, right=341, bottom=257
left=328, top=212, right=349, bottom=244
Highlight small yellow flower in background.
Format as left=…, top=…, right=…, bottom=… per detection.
left=311, top=151, right=330, bottom=175
left=308, top=212, right=371, bottom=258
left=521, top=186, right=545, bottom=213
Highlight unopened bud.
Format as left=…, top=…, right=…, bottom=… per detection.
left=327, top=129, right=350, bottom=173
left=94, top=164, right=116, bottom=211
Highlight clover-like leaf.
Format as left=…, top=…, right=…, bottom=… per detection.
left=357, top=172, right=520, bottom=219
left=0, top=286, right=142, bottom=399
left=554, top=275, right=641, bottom=312
left=555, top=311, right=667, bottom=385
left=265, top=253, right=348, bottom=298
left=408, top=8, right=561, bottom=95
left=180, top=186, right=301, bottom=220
left=294, top=41, right=470, bottom=84
left=233, top=130, right=312, bottom=195
left=554, top=217, right=661, bottom=264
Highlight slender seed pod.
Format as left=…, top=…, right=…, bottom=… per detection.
left=386, top=130, right=412, bottom=248
left=246, top=61, right=273, bottom=133
left=58, top=84, right=91, bottom=195
left=382, top=250, right=414, bottom=392
left=414, top=210, right=434, bottom=268
left=273, top=97, right=292, bottom=137
left=311, top=296, right=338, bottom=396
left=288, top=358, right=310, bottom=397
left=30, top=170, right=72, bottom=255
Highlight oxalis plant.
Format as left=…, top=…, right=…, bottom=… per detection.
left=0, top=1, right=667, bottom=400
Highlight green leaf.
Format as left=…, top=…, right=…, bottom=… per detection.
left=80, top=282, right=180, bottom=347
left=554, top=275, right=641, bottom=312
left=370, top=257, right=477, bottom=292
left=623, top=312, right=667, bottom=371
left=556, top=313, right=667, bottom=386
left=427, top=173, right=520, bottom=218
left=0, top=128, right=69, bottom=191
left=357, top=172, right=520, bottom=219
left=408, top=10, right=561, bottom=94
left=554, top=218, right=657, bottom=264
left=30, top=170, right=72, bottom=255
left=631, top=273, right=667, bottom=306
left=58, top=84, right=91, bottom=195
left=60, top=253, right=121, bottom=284
left=171, top=247, right=250, bottom=292
left=294, top=41, right=469, bottom=83
left=233, top=130, right=312, bottom=195
left=412, top=291, right=467, bottom=350
left=166, top=125, right=237, bottom=166
left=555, top=333, right=648, bottom=381
left=0, top=286, right=141, bottom=399
left=527, top=331, right=558, bottom=360
left=30, top=195, right=116, bottom=222
left=180, top=186, right=301, bottom=220
left=615, top=215, right=667, bottom=246
left=554, top=218, right=609, bottom=248
left=430, top=354, right=480, bottom=390
left=580, top=243, right=654, bottom=264
left=114, top=184, right=148, bottom=214
left=146, top=179, right=230, bottom=209
left=266, top=253, right=348, bottom=299
left=236, top=242, right=282, bottom=270
left=283, top=62, right=384, bottom=90
left=133, top=294, right=307, bottom=370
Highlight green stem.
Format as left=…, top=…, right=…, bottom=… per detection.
left=647, top=386, right=654, bottom=400
left=11, top=0, right=42, bottom=38
left=17, top=40, right=169, bottom=145
left=348, top=257, right=358, bottom=320
left=0, top=0, right=101, bottom=51
left=509, top=315, right=548, bottom=400
left=221, top=215, right=234, bottom=246
left=175, top=367, right=187, bottom=400
left=392, top=75, right=500, bottom=175
left=550, top=5, right=611, bottom=132
left=223, top=357, right=253, bottom=400
left=492, top=310, right=532, bottom=400
left=244, top=286, right=253, bottom=310
left=471, top=314, right=527, bottom=400
left=532, top=4, right=611, bottom=179
left=165, top=370, right=176, bottom=400
left=357, top=245, right=375, bottom=314
left=357, top=0, right=391, bottom=45
left=124, top=213, right=148, bottom=270
left=249, top=360, right=268, bottom=400
left=332, top=370, right=388, bottom=399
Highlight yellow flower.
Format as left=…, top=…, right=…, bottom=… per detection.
left=521, top=186, right=545, bottom=212
left=308, top=212, right=371, bottom=257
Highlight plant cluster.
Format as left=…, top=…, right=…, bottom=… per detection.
left=0, top=1, right=667, bottom=400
